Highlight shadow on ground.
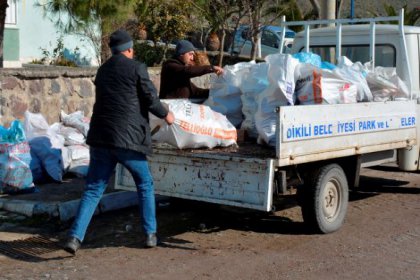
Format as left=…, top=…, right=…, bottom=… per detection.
left=2, top=166, right=420, bottom=261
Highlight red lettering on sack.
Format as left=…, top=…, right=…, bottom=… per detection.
left=199, top=105, right=206, bottom=120
left=312, top=70, right=323, bottom=104
left=177, top=121, right=236, bottom=141
left=213, top=128, right=237, bottom=140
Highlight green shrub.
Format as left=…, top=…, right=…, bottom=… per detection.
left=134, top=42, right=175, bottom=66
left=31, top=36, right=80, bottom=67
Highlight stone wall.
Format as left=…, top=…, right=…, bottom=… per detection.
left=0, top=66, right=194, bottom=126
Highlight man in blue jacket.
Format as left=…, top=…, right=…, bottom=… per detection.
left=63, top=29, right=174, bottom=254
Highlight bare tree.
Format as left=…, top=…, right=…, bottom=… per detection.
left=241, top=0, right=294, bottom=60
left=309, top=0, right=321, bottom=18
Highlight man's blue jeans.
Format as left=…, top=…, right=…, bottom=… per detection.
left=68, top=146, right=156, bottom=242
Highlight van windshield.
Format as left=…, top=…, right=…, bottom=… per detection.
left=304, top=44, right=396, bottom=67
left=276, top=31, right=295, bottom=38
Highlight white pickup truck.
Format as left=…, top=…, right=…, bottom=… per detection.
left=115, top=11, right=420, bottom=234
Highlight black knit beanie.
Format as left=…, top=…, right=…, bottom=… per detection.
left=109, top=30, right=133, bottom=54
left=175, top=40, right=196, bottom=56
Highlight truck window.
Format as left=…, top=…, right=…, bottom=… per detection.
left=302, top=44, right=396, bottom=67
left=241, top=28, right=251, bottom=40
left=261, top=30, right=278, bottom=48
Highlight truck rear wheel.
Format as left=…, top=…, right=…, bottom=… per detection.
left=300, top=164, right=349, bottom=234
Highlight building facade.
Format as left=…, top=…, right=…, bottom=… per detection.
left=4, top=0, right=99, bottom=67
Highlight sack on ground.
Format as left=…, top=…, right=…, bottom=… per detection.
left=60, top=110, right=90, bottom=137
left=29, top=136, right=64, bottom=183
left=0, top=120, right=34, bottom=194
left=24, top=111, right=65, bottom=149
left=66, top=145, right=90, bottom=177
left=23, top=111, right=50, bottom=140
left=57, top=123, right=86, bottom=146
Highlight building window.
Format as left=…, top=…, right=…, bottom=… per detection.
left=6, top=0, right=17, bottom=25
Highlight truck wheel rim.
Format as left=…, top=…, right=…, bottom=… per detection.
left=322, top=180, right=340, bottom=221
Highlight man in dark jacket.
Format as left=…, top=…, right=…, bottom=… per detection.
left=63, top=29, right=174, bottom=255
left=159, top=40, right=224, bottom=99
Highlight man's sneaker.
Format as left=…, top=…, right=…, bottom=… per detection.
left=63, top=236, right=81, bottom=255
left=145, top=233, right=157, bottom=248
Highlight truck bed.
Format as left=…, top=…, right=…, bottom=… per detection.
left=151, top=142, right=276, bottom=160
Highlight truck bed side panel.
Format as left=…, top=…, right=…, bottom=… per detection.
left=277, top=101, right=417, bottom=166
left=115, top=153, right=275, bottom=211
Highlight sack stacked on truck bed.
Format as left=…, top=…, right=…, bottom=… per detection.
left=365, top=65, right=410, bottom=101
left=293, top=52, right=360, bottom=105
left=294, top=64, right=359, bottom=104
left=255, top=54, right=300, bottom=146
left=239, top=62, right=270, bottom=139
left=150, top=99, right=237, bottom=149
left=205, top=62, right=254, bottom=128
left=334, top=56, right=373, bottom=102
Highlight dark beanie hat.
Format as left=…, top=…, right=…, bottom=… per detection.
left=175, top=40, right=196, bottom=56
left=109, top=29, right=133, bottom=54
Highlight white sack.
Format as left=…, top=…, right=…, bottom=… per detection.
left=205, top=62, right=255, bottom=128
left=23, top=111, right=50, bottom=140
left=295, top=64, right=358, bottom=105
left=264, top=53, right=300, bottom=105
left=255, top=54, right=299, bottom=146
left=150, top=99, right=237, bottom=149
left=61, top=146, right=71, bottom=171
left=66, top=145, right=90, bottom=177
left=240, top=62, right=269, bottom=138
left=335, top=56, right=373, bottom=102
left=23, top=111, right=64, bottom=149
left=58, top=124, right=86, bottom=146
left=365, top=65, right=410, bottom=101
left=67, top=144, right=90, bottom=161
left=60, top=110, right=90, bottom=137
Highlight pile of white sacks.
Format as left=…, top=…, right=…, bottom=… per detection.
left=205, top=52, right=409, bottom=147
left=24, top=110, right=90, bottom=182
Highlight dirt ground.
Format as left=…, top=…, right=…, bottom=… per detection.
left=0, top=165, right=420, bottom=280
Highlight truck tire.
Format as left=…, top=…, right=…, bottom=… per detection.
left=300, top=163, right=349, bottom=234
